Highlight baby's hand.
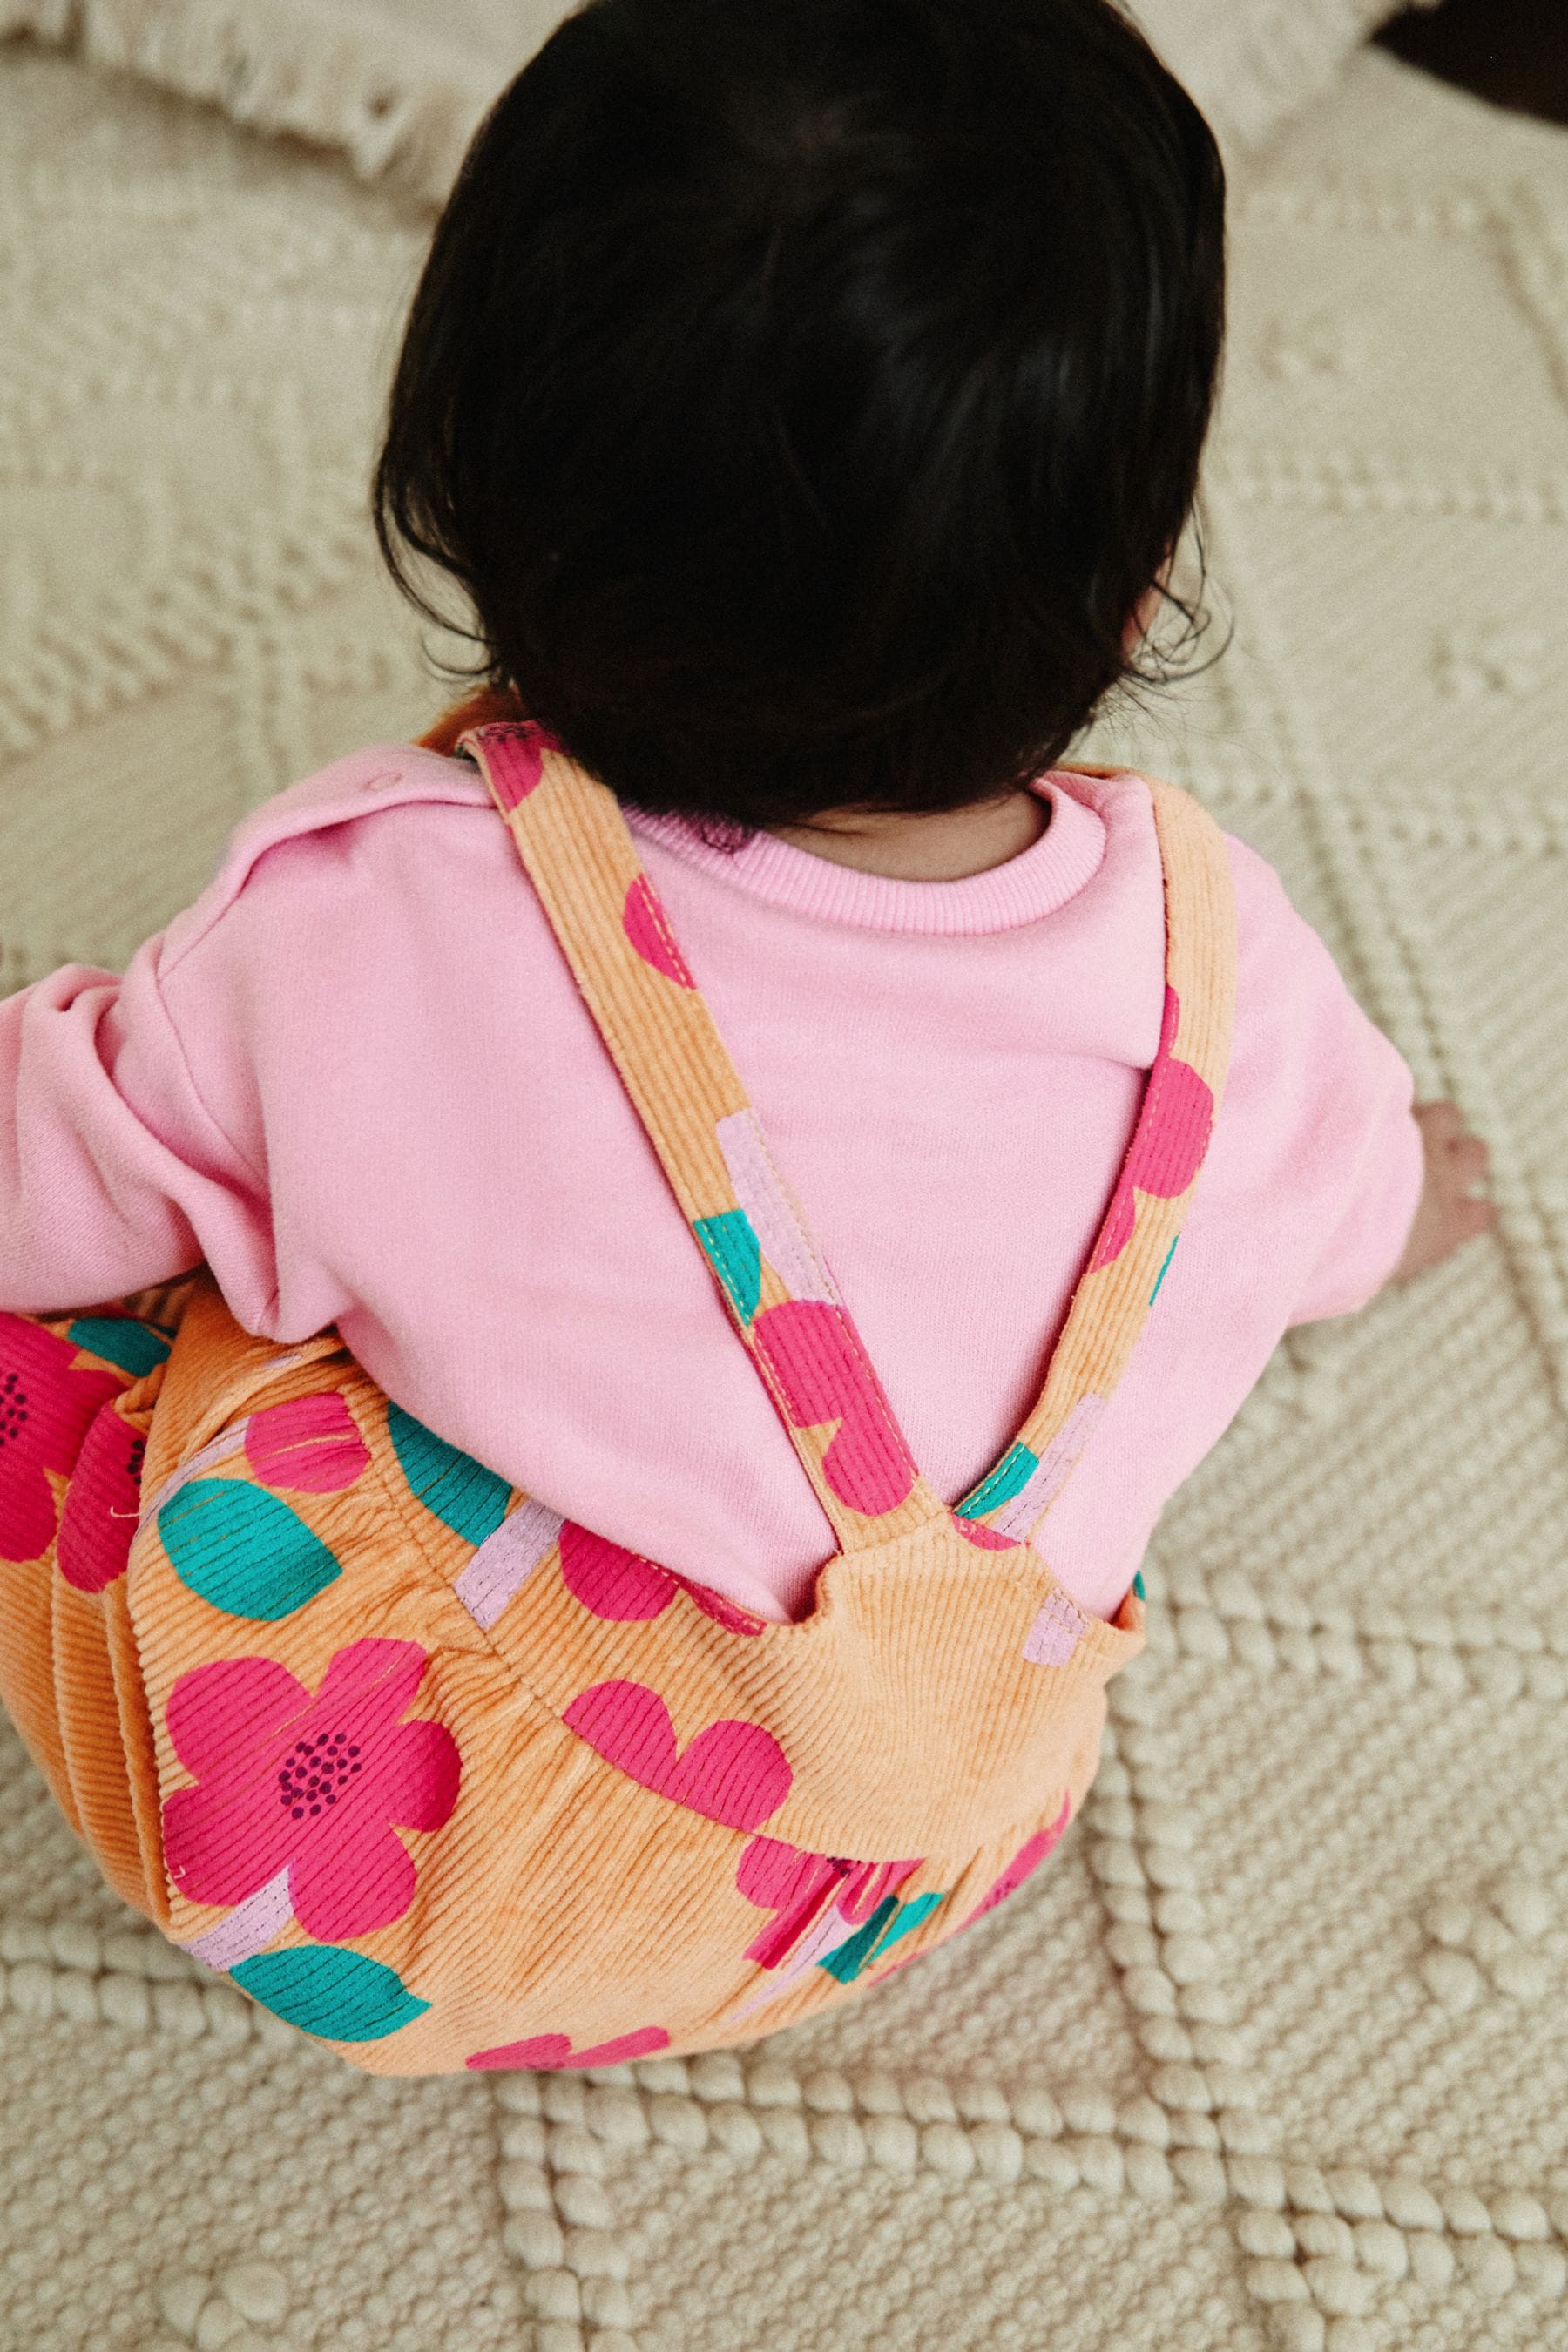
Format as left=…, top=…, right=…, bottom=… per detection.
left=1389, top=1101, right=1497, bottom=1282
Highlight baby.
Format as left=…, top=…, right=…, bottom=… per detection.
left=0, top=0, right=1494, bottom=2072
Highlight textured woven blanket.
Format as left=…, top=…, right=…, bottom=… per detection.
left=2, top=32, right=1568, bottom=2352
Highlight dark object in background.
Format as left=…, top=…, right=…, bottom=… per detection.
left=1377, top=0, right=1568, bottom=127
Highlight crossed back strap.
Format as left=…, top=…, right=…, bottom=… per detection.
left=422, top=705, right=1235, bottom=1567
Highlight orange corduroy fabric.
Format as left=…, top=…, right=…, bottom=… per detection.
left=0, top=707, right=1234, bottom=2074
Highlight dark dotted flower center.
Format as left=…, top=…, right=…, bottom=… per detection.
left=127, top=1434, right=145, bottom=1484
left=1, top=1369, right=30, bottom=1452
left=278, top=1731, right=362, bottom=1821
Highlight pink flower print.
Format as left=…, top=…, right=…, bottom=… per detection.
left=0, top=1315, right=125, bottom=1564
left=564, top=1680, right=791, bottom=1830
left=163, top=1637, right=460, bottom=1943
left=1091, top=985, right=1213, bottom=1271
left=835, top=1856, right=923, bottom=1925
left=751, top=1298, right=918, bottom=1518
left=622, top=872, right=696, bottom=987
left=737, top=1835, right=921, bottom=1969
left=559, top=1521, right=671, bottom=1619
left=244, top=1393, right=370, bottom=1493
left=486, top=721, right=564, bottom=809
left=466, top=2026, right=670, bottom=2072
left=56, top=1402, right=145, bottom=1592
left=948, top=1509, right=1020, bottom=1551
left=737, top=1837, right=853, bottom=1969
left=966, top=1791, right=1072, bottom=1926
left=558, top=1520, right=767, bottom=1635
left=676, top=1578, right=767, bottom=1636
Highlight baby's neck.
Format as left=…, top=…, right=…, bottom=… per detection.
left=760, top=787, right=1049, bottom=882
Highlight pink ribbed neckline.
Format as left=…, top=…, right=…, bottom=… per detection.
left=620, top=774, right=1108, bottom=936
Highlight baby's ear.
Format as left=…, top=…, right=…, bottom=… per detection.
left=1122, top=581, right=1163, bottom=655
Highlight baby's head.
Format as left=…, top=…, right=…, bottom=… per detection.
left=375, top=0, right=1224, bottom=836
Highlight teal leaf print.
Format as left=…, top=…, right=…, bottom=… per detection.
left=158, top=1479, right=341, bottom=1620
left=66, top=1317, right=172, bottom=1378
left=231, top=1944, right=429, bottom=2041
left=865, top=1889, right=942, bottom=1963
left=694, top=1209, right=762, bottom=1325
left=387, top=1403, right=510, bottom=1544
left=819, top=1895, right=899, bottom=1984
left=820, top=1889, right=944, bottom=1984
left=956, top=1440, right=1038, bottom=1518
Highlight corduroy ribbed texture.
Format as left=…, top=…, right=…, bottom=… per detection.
left=0, top=713, right=1235, bottom=2075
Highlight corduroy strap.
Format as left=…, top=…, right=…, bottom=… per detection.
left=437, top=707, right=1234, bottom=1562
left=948, top=771, right=1236, bottom=1546
left=457, top=720, right=948, bottom=1561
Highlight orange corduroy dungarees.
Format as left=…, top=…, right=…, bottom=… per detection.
left=0, top=706, right=1234, bottom=2075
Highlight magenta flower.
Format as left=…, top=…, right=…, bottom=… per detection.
left=558, top=1519, right=767, bottom=1635
left=163, top=1637, right=460, bottom=1943
left=0, top=1315, right=125, bottom=1564
left=737, top=1835, right=922, bottom=1969
left=965, top=1792, right=1072, bottom=1927
left=1091, top=985, right=1213, bottom=1270
left=56, top=1403, right=145, bottom=1592
left=466, top=2026, right=671, bottom=2072
left=244, top=1392, right=371, bottom=1493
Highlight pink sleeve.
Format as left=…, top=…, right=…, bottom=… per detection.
left=1221, top=832, right=1424, bottom=1329
left=0, top=746, right=442, bottom=1326
left=1288, top=1068, right=1425, bottom=1324
left=0, top=938, right=275, bottom=1319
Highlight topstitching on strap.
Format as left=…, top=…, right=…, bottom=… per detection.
left=457, top=719, right=944, bottom=1560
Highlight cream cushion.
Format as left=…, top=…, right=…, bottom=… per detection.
left=1127, top=0, right=1442, bottom=158
left=0, top=0, right=1440, bottom=201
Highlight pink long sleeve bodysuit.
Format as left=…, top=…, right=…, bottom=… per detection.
left=0, top=747, right=1423, bottom=1626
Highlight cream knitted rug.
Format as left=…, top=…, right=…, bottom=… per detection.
left=3, top=35, right=1568, bottom=2352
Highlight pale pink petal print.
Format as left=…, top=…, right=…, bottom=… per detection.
left=454, top=1496, right=564, bottom=1630
left=714, top=1109, right=840, bottom=1307
left=1022, top=1588, right=1091, bottom=1668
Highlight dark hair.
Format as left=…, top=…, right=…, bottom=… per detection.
left=374, top=0, right=1225, bottom=836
